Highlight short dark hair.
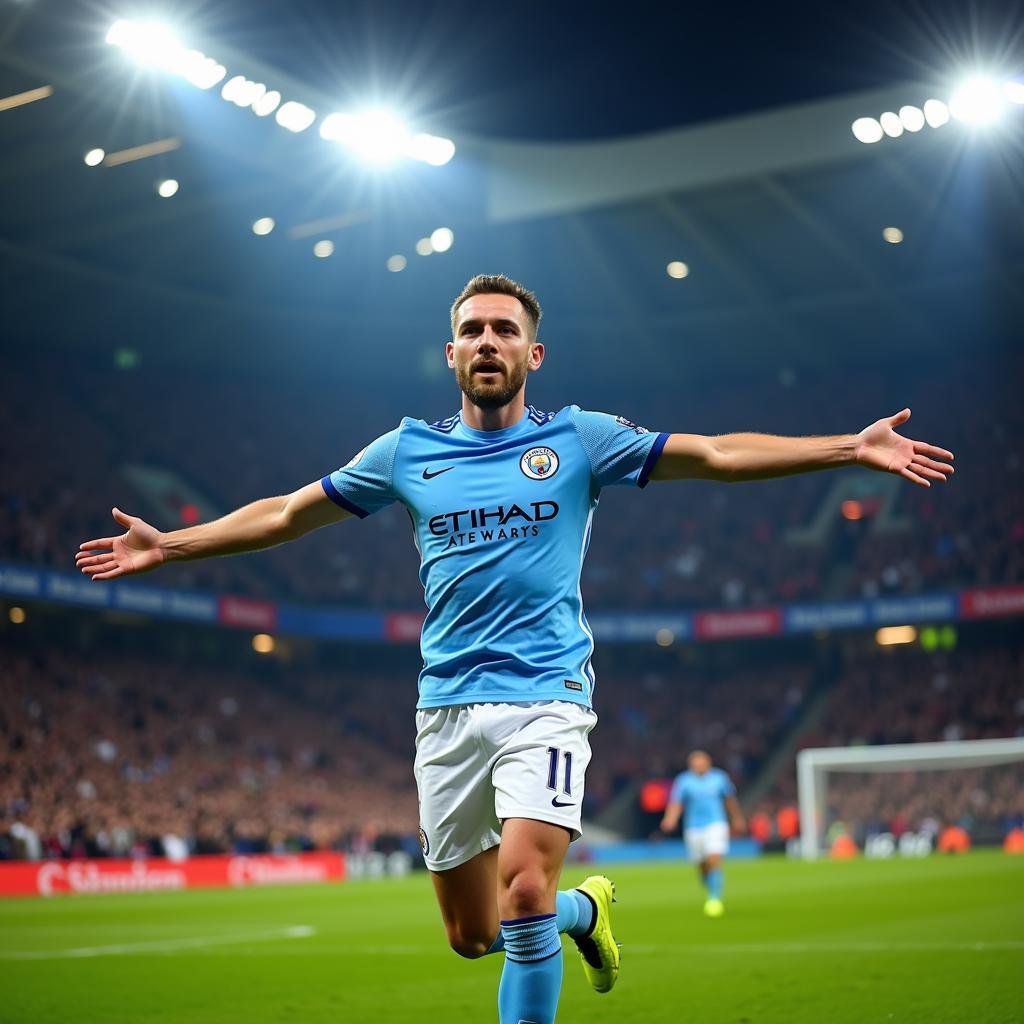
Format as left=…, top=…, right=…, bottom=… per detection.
left=450, top=274, right=542, bottom=340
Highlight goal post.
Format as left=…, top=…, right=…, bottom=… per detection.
left=797, top=737, right=1024, bottom=859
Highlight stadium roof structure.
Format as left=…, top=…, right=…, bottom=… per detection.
left=1, top=8, right=1021, bottom=393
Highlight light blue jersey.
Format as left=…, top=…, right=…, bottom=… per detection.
left=669, top=768, right=736, bottom=829
left=322, top=405, right=668, bottom=709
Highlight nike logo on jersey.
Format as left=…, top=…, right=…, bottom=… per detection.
left=551, top=797, right=576, bottom=808
left=422, top=466, right=455, bottom=479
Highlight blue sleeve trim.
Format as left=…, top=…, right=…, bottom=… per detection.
left=320, top=476, right=370, bottom=519
left=638, top=432, right=670, bottom=488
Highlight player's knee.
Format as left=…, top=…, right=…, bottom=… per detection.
left=501, top=870, right=549, bottom=918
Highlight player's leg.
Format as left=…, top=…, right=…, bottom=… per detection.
left=702, top=822, right=729, bottom=917
left=430, top=846, right=500, bottom=958
left=494, top=817, right=570, bottom=1024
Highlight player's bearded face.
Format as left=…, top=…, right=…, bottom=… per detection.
left=455, top=350, right=530, bottom=408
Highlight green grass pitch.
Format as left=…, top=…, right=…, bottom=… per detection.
left=2, top=852, right=1022, bottom=1023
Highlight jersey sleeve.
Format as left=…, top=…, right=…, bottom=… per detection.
left=320, top=425, right=402, bottom=518
left=719, top=772, right=737, bottom=799
left=569, top=407, right=669, bottom=489
left=669, top=773, right=688, bottom=804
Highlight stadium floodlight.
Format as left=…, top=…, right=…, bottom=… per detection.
left=430, top=227, right=454, bottom=253
left=157, top=178, right=179, bottom=198
left=851, top=116, right=883, bottom=144
left=252, top=217, right=275, bottom=236
left=415, top=237, right=433, bottom=256
left=407, top=132, right=456, bottom=166
left=251, top=89, right=281, bottom=117
left=949, top=75, right=1007, bottom=124
left=276, top=100, right=316, bottom=132
left=106, top=19, right=184, bottom=69
left=386, top=254, right=407, bottom=272
left=1005, top=79, right=1024, bottom=104
left=177, top=50, right=226, bottom=89
left=923, top=98, right=950, bottom=127
left=221, top=75, right=264, bottom=107
left=313, top=239, right=334, bottom=258
left=666, top=261, right=689, bottom=279
left=320, top=108, right=410, bottom=165
left=879, top=111, right=903, bottom=138
left=898, top=105, right=925, bottom=132
left=83, top=148, right=105, bottom=166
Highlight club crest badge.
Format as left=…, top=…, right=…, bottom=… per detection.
left=520, top=447, right=559, bottom=480
left=418, top=827, right=430, bottom=857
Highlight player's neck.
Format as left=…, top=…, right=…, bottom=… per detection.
left=461, top=394, right=528, bottom=432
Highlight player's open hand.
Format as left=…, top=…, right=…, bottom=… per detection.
left=855, top=409, right=954, bottom=488
left=75, top=508, right=166, bottom=581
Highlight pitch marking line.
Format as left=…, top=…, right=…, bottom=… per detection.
left=1, top=924, right=316, bottom=960
left=627, top=941, right=1024, bottom=954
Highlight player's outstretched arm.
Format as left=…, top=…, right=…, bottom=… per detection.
left=649, top=408, right=954, bottom=487
left=75, top=481, right=352, bottom=581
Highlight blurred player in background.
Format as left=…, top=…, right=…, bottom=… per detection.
left=75, top=274, right=953, bottom=1024
left=660, top=750, right=745, bottom=917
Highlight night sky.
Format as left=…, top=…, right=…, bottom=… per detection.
left=182, top=0, right=1024, bottom=139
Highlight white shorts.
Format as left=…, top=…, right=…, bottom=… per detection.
left=685, top=822, right=730, bottom=862
left=413, top=700, right=597, bottom=873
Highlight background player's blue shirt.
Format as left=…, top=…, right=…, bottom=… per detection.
left=669, top=768, right=736, bottom=829
left=321, top=405, right=668, bottom=709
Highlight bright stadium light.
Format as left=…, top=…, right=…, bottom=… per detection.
left=899, top=105, right=925, bottom=132
left=313, top=239, right=334, bottom=258
left=430, top=227, right=454, bottom=253
left=879, top=111, right=903, bottom=138
left=83, top=147, right=105, bottom=166
left=106, top=20, right=183, bottom=69
left=415, top=237, right=433, bottom=256
left=407, top=132, right=456, bottom=166
left=252, top=217, right=275, bottom=236
left=923, top=98, right=950, bottom=127
left=386, top=254, right=407, bottom=272
left=666, top=261, right=689, bottom=279
left=251, top=89, right=281, bottom=116
left=177, top=50, right=225, bottom=89
left=949, top=75, right=1007, bottom=124
left=851, top=117, right=884, bottom=143
left=276, top=100, right=316, bottom=132
left=876, top=625, right=917, bottom=646
left=320, top=108, right=410, bottom=164
left=157, top=178, right=179, bottom=198
left=1005, top=80, right=1024, bottom=104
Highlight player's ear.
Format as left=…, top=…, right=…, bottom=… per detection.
left=528, top=341, right=545, bottom=371
left=445, top=340, right=455, bottom=368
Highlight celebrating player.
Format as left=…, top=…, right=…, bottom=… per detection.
left=75, top=274, right=954, bottom=1024
left=660, top=750, right=745, bottom=917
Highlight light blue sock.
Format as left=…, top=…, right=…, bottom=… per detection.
left=486, top=890, right=594, bottom=955
left=497, top=914, right=563, bottom=1024
left=556, top=888, right=595, bottom=938
left=707, top=867, right=724, bottom=900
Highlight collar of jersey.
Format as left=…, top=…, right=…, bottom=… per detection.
left=454, top=408, right=534, bottom=441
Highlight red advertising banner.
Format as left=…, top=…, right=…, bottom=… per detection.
left=385, top=611, right=426, bottom=642
left=0, top=852, right=345, bottom=899
left=218, top=595, right=278, bottom=631
left=960, top=585, right=1024, bottom=620
left=694, top=607, right=783, bottom=641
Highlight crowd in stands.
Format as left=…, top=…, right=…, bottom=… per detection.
left=5, top=351, right=1022, bottom=612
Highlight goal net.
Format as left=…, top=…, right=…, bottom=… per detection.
left=796, top=737, right=1024, bottom=859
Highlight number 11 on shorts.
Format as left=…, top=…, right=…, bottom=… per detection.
left=546, top=746, right=572, bottom=796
